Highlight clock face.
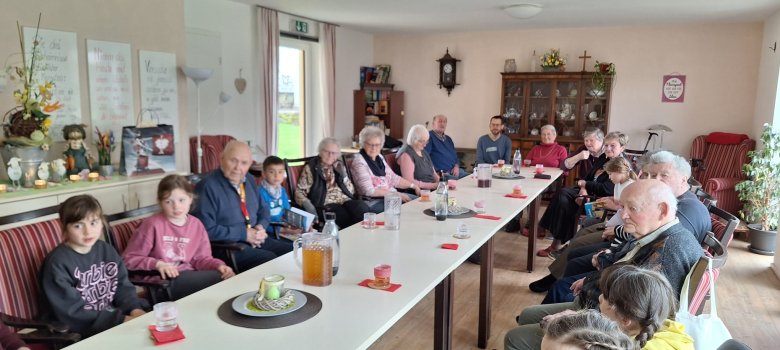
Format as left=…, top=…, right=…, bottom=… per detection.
left=443, top=63, right=453, bottom=73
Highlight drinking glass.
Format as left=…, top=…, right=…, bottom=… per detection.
left=535, top=164, right=544, bottom=174
left=523, top=159, right=532, bottom=167
left=362, top=212, right=377, bottom=229
left=153, top=302, right=178, bottom=332
left=373, top=264, right=391, bottom=288
left=420, top=189, right=431, bottom=202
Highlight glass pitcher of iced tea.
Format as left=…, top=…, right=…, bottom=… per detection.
left=293, top=232, right=335, bottom=286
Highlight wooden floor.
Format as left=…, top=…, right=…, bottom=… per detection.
left=368, top=230, right=780, bottom=350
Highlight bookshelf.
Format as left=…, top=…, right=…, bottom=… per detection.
left=353, top=84, right=404, bottom=140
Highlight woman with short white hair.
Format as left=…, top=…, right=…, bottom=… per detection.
left=351, top=126, right=419, bottom=213
left=396, top=124, right=441, bottom=190
left=526, top=125, right=568, bottom=168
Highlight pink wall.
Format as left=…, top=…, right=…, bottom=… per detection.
left=374, top=23, right=762, bottom=156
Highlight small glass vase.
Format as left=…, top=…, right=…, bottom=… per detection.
left=99, top=164, right=114, bottom=177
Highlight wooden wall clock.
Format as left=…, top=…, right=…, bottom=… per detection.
left=437, top=48, right=460, bottom=96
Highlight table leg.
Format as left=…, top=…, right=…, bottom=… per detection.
left=527, top=196, right=540, bottom=272
left=478, top=237, right=494, bottom=348
left=434, top=273, right=453, bottom=350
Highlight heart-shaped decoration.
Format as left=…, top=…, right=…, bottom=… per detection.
left=235, top=68, right=247, bottom=94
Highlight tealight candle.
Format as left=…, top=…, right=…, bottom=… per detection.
left=34, top=180, right=47, bottom=189
left=88, top=172, right=99, bottom=182
left=0, top=184, right=6, bottom=193
left=513, top=184, right=523, bottom=195
left=69, top=174, right=80, bottom=182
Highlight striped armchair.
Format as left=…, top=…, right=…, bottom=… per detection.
left=690, top=133, right=755, bottom=215
left=189, top=135, right=236, bottom=174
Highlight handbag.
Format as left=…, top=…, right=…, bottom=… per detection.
left=675, top=257, right=732, bottom=349
left=120, top=110, right=176, bottom=176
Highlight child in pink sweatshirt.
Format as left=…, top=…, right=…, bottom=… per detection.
left=122, top=175, right=234, bottom=300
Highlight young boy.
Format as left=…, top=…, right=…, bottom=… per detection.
left=258, top=156, right=304, bottom=240
left=40, top=195, right=148, bottom=337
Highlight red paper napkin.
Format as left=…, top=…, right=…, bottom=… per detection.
left=505, top=193, right=528, bottom=199
left=375, top=221, right=385, bottom=226
left=474, top=214, right=501, bottom=220
left=148, top=325, right=185, bottom=345
left=358, top=279, right=402, bottom=292
left=441, top=243, right=459, bottom=250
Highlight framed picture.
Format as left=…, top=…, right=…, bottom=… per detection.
left=377, top=100, right=388, bottom=115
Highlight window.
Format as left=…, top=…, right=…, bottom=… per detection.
left=277, top=45, right=305, bottom=159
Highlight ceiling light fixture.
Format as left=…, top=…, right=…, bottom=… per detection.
left=503, top=3, right=543, bottom=19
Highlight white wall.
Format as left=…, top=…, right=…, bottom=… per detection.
left=374, top=23, right=762, bottom=156
left=184, top=0, right=260, bottom=155
left=335, top=27, right=374, bottom=145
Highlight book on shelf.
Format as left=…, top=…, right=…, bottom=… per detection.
left=359, top=65, right=392, bottom=86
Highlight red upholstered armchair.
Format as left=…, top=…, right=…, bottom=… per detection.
left=189, top=135, right=236, bottom=174
left=690, top=132, right=755, bottom=215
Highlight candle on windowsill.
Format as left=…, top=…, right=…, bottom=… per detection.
left=0, top=184, right=6, bottom=193
left=88, top=172, right=99, bottom=182
left=34, top=180, right=47, bottom=189
left=69, top=174, right=81, bottom=182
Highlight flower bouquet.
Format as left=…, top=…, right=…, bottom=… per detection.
left=94, top=127, right=115, bottom=166
left=540, top=48, right=566, bottom=72
left=3, top=15, right=62, bottom=149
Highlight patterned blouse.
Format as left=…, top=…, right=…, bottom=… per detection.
left=294, top=164, right=354, bottom=206
left=349, top=154, right=402, bottom=197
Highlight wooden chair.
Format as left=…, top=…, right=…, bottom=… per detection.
left=283, top=156, right=316, bottom=201
left=104, top=205, right=174, bottom=304
left=684, top=232, right=728, bottom=315
left=708, top=205, right=739, bottom=249
left=0, top=206, right=81, bottom=348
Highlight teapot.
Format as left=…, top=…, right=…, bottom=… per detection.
left=293, top=232, right=335, bottom=286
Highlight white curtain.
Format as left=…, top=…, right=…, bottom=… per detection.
left=319, top=23, right=336, bottom=137
left=258, top=8, right=279, bottom=155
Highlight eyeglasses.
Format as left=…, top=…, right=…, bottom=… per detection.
left=321, top=150, right=340, bottom=156
left=365, top=142, right=383, bottom=149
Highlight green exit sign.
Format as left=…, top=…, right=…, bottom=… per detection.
left=294, top=20, right=308, bottom=33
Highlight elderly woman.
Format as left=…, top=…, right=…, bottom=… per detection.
left=537, top=130, right=627, bottom=257
left=295, top=137, right=370, bottom=229
left=560, top=127, right=605, bottom=175
left=525, top=125, right=568, bottom=167
left=351, top=126, right=420, bottom=213
left=396, top=124, right=441, bottom=190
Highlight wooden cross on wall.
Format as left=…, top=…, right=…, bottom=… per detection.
left=578, top=50, right=592, bottom=72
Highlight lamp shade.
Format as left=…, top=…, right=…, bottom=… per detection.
left=503, top=3, right=543, bottom=19
left=181, top=66, right=213, bottom=83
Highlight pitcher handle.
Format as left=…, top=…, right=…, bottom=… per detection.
left=293, top=237, right=303, bottom=269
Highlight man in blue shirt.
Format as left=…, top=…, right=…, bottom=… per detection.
left=425, top=114, right=468, bottom=179
left=476, top=115, right=513, bottom=165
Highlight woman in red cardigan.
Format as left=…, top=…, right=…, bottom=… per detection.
left=525, top=125, right=568, bottom=167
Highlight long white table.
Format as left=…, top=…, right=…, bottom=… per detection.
left=65, top=167, right=561, bottom=350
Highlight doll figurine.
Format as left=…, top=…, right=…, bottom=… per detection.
left=62, top=124, right=94, bottom=175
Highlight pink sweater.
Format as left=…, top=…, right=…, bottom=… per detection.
left=350, top=154, right=402, bottom=197
left=526, top=143, right=568, bottom=168
left=122, top=213, right=225, bottom=272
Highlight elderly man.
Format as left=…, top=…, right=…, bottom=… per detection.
left=505, top=179, right=703, bottom=350
left=193, top=141, right=292, bottom=273
left=425, top=114, right=467, bottom=179
left=529, top=150, right=711, bottom=293
left=475, top=115, right=512, bottom=165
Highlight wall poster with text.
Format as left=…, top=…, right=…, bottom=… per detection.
left=86, top=39, right=134, bottom=142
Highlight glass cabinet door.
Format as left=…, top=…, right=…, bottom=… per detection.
left=527, top=81, right=550, bottom=137
left=554, top=80, right=579, bottom=139
left=502, top=80, right=523, bottom=135
left=582, top=80, right=607, bottom=132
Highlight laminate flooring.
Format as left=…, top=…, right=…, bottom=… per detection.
left=368, top=229, right=780, bottom=350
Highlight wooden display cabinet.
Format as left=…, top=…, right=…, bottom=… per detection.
left=353, top=84, right=404, bottom=140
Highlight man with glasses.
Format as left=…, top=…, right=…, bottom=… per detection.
left=476, top=115, right=513, bottom=166
left=425, top=114, right=468, bottom=179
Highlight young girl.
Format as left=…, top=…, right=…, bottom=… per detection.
left=581, top=156, right=638, bottom=229
left=40, top=195, right=147, bottom=337
left=122, top=174, right=234, bottom=300
left=541, top=310, right=636, bottom=350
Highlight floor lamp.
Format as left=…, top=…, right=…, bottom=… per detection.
left=181, top=66, right=213, bottom=174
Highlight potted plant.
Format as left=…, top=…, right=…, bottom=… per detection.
left=735, top=123, right=780, bottom=255
left=94, top=127, right=115, bottom=177
left=540, top=48, right=566, bottom=72
left=590, top=61, right=615, bottom=97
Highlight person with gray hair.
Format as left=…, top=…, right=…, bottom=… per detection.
left=561, top=127, right=605, bottom=175
left=352, top=126, right=419, bottom=212
left=475, top=115, right=513, bottom=165
left=525, top=124, right=568, bottom=168
left=396, top=124, right=441, bottom=190
left=294, top=137, right=370, bottom=228
left=425, top=114, right=468, bottom=179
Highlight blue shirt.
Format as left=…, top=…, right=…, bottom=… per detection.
left=476, top=134, right=513, bottom=165
left=424, top=131, right=459, bottom=173
left=258, top=184, right=291, bottom=230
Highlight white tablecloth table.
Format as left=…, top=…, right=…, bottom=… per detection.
left=64, top=167, right=561, bottom=350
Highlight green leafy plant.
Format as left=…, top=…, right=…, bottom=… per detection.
left=591, top=61, right=615, bottom=93
left=735, top=123, right=780, bottom=231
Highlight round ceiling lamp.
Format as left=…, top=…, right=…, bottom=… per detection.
left=503, top=3, right=543, bottom=19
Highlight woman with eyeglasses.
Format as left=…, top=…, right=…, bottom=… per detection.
left=396, top=124, right=441, bottom=190
left=351, top=126, right=420, bottom=213
left=294, top=137, right=370, bottom=228
left=537, top=131, right=628, bottom=257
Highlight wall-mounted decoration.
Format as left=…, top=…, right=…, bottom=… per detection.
left=139, top=50, right=179, bottom=138
left=235, top=68, right=247, bottom=94
left=23, top=27, right=82, bottom=140
left=662, top=74, right=686, bottom=103
left=87, top=39, right=134, bottom=140
left=437, top=48, right=460, bottom=96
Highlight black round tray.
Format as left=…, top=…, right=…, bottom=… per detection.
left=422, top=208, right=477, bottom=219
left=217, top=290, right=322, bottom=329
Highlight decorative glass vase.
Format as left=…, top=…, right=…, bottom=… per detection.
left=504, top=59, right=517, bottom=73
left=1, top=144, right=49, bottom=188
